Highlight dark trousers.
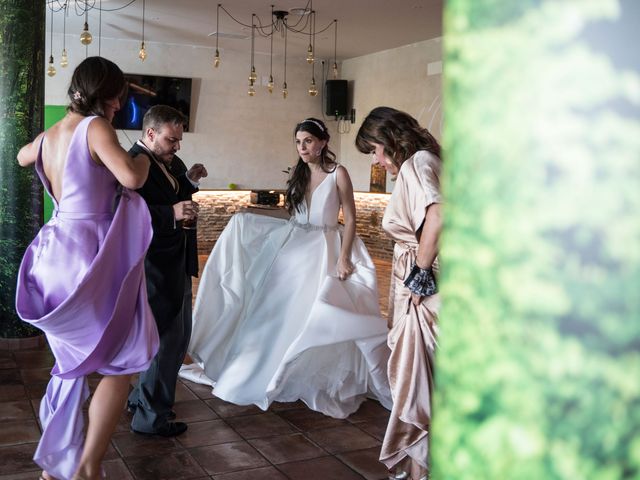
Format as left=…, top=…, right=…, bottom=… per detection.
left=129, top=275, right=192, bottom=432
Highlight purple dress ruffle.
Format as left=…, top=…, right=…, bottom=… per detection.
left=15, top=116, right=159, bottom=480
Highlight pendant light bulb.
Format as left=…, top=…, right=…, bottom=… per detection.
left=282, top=82, right=288, bottom=99
left=308, top=78, right=318, bottom=97
left=332, top=62, right=338, bottom=79
left=138, top=42, right=147, bottom=61
left=60, top=49, right=69, bottom=68
left=214, top=49, right=220, bottom=68
left=267, top=75, right=274, bottom=94
left=80, top=22, right=93, bottom=45
left=249, top=66, right=257, bottom=83
left=306, top=44, right=314, bottom=64
left=248, top=80, right=256, bottom=97
left=47, top=55, right=56, bottom=77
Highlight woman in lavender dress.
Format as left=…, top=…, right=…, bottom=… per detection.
left=15, top=57, right=159, bottom=480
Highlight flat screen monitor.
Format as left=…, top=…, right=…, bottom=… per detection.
left=113, top=74, right=192, bottom=131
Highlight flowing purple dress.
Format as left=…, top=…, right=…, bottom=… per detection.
left=15, top=116, right=159, bottom=480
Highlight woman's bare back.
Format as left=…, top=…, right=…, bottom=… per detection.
left=41, top=113, right=89, bottom=203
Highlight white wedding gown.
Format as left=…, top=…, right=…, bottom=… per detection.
left=185, top=168, right=392, bottom=418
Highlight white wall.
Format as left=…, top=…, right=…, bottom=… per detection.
left=45, top=35, right=442, bottom=191
left=339, top=38, right=443, bottom=192
left=45, top=35, right=337, bottom=190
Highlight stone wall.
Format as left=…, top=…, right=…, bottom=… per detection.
left=194, top=190, right=393, bottom=261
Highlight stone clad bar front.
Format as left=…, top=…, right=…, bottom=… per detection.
left=194, top=190, right=393, bottom=261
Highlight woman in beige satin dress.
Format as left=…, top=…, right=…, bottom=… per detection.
left=356, top=107, right=442, bottom=480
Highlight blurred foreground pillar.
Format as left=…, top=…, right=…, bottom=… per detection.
left=433, top=1, right=639, bottom=478
left=0, top=0, right=45, bottom=339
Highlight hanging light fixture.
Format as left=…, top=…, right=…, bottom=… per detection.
left=212, top=4, right=339, bottom=98
left=308, top=10, right=317, bottom=96
left=98, top=0, right=102, bottom=56
left=308, top=76, right=317, bottom=96
left=248, top=14, right=257, bottom=86
left=80, top=4, right=92, bottom=45
left=332, top=19, right=339, bottom=79
left=306, top=2, right=314, bottom=64
left=60, top=2, right=68, bottom=68
left=213, top=4, right=221, bottom=67
left=47, top=8, right=56, bottom=77
left=267, top=5, right=274, bottom=93
left=282, top=17, right=288, bottom=99
left=138, top=0, right=147, bottom=61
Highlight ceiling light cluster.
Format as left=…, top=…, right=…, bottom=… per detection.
left=46, top=0, right=145, bottom=76
left=212, top=2, right=340, bottom=98
left=44, top=0, right=341, bottom=92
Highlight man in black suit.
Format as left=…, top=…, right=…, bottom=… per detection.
left=127, top=105, right=207, bottom=437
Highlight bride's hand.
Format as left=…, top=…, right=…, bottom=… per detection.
left=336, top=257, right=355, bottom=281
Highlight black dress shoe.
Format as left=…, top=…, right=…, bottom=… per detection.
left=127, top=404, right=176, bottom=420
left=131, top=421, right=188, bottom=437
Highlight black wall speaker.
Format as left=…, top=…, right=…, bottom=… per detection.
left=325, top=80, right=348, bottom=117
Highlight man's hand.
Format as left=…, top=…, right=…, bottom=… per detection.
left=187, top=163, right=208, bottom=182
left=173, top=200, right=199, bottom=221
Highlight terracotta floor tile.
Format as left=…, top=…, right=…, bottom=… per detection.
left=30, top=395, right=41, bottom=411
left=175, top=381, right=199, bottom=402
left=24, top=382, right=47, bottom=399
left=102, top=458, right=135, bottom=479
left=249, top=433, right=326, bottom=464
left=269, top=400, right=307, bottom=412
left=19, top=367, right=52, bottom=384
left=112, top=431, right=184, bottom=459
left=277, top=456, right=363, bottom=480
left=305, top=425, right=380, bottom=454
left=125, top=451, right=206, bottom=480
left=0, top=471, right=42, bottom=479
left=114, top=409, right=135, bottom=433
left=174, top=399, right=218, bottom=423
left=0, top=356, right=17, bottom=370
left=225, top=413, right=295, bottom=439
left=337, top=447, right=389, bottom=480
left=0, top=443, right=38, bottom=476
left=355, top=417, right=389, bottom=442
left=347, top=401, right=390, bottom=424
left=12, top=350, right=55, bottom=369
left=204, top=397, right=262, bottom=418
left=0, top=371, right=23, bottom=386
left=177, top=419, right=241, bottom=448
left=0, top=253, right=393, bottom=480
left=0, top=420, right=41, bottom=447
left=189, top=441, right=269, bottom=475
left=102, top=441, right=120, bottom=461
left=0, top=400, right=35, bottom=422
left=0, top=385, right=27, bottom=403
left=212, top=466, right=289, bottom=480
left=279, top=408, right=348, bottom=432
left=183, top=379, right=217, bottom=400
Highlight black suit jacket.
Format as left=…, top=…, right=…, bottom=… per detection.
left=129, top=143, right=199, bottom=332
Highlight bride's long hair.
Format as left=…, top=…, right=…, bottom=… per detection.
left=285, top=118, right=337, bottom=214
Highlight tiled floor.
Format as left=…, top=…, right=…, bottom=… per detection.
left=0, top=257, right=393, bottom=480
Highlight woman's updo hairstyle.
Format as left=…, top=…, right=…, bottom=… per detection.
left=67, top=56, right=127, bottom=118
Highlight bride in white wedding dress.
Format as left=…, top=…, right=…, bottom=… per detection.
left=182, top=118, right=392, bottom=418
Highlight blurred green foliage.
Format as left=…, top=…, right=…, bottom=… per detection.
left=433, top=0, right=640, bottom=478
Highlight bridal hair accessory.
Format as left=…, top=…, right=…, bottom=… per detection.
left=73, top=91, right=83, bottom=101
left=303, top=119, right=325, bottom=132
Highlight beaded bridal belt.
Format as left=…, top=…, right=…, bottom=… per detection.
left=289, top=217, right=340, bottom=233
